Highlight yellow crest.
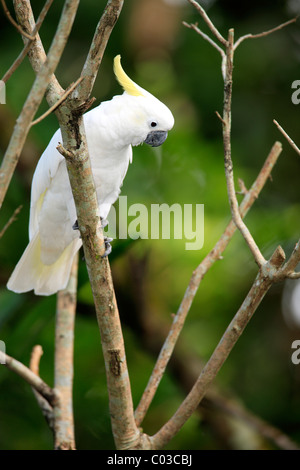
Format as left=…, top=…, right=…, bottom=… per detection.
left=113, top=55, right=144, bottom=97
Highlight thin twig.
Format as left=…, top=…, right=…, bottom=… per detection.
left=31, top=77, right=84, bottom=126
left=182, top=21, right=225, bottom=57
left=187, top=0, right=227, bottom=46
left=134, top=141, right=282, bottom=427
left=53, top=254, right=78, bottom=450
left=287, top=272, right=300, bottom=279
left=29, top=345, right=43, bottom=375
left=2, top=0, right=55, bottom=83
left=234, top=17, right=297, bottom=50
left=215, top=110, right=226, bottom=125
left=29, top=345, right=54, bottom=430
left=1, top=0, right=35, bottom=40
left=0, top=205, right=22, bottom=239
left=237, top=178, right=248, bottom=195
left=273, top=119, right=300, bottom=157
left=150, top=247, right=286, bottom=450
left=56, top=142, right=74, bottom=161
left=0, top=350, right=57, bottom=406
left=280, top=239, right=300, bottom=278
left=222, top=29, right=266, bottom=266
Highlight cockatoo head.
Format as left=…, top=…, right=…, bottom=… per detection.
left=112, top=55, right=174, bottom=148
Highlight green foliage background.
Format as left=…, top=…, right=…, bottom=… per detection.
left=0, top=0, right=300, bottom=450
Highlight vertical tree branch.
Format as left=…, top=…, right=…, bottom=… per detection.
left=53, top=253, right=78, bottom=450
left=221, top=29, right=266, bottom=267
left=56, top=114, right=149, bottom=449
left=29, top=345, right=54, bottom=431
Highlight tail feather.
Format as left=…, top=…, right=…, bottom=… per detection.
left=7, top=233, right=82, bottom=296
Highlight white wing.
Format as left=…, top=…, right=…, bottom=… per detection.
left=29, top=128, right=65, bottom=240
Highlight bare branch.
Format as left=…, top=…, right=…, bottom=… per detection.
left=234, top=17, right=297, bottom=50
left=134, top=141, right=282, bottom=428
left=75, top=0, right=124, bottom=102
left=187, top=0, right=227, bottom=46
left=273, top=119, right=300, bottom=157
left=29, top=345, right=43, bottom=376
left=0, top=205, right=22, bottom=239
left=29, top=345, right=54, bottom=430
left=237, top=178, right=248, bottom=195
left=0, top=350, right=57, bottom=406
left=215, top=110, right=226, bottom=125
left=287, top=272, right=300, bottom=279
left=222, top=29, right=266, bottom=267
left=31, top=77, right=84, bottom=127
left=56, top=142, right=74, bottom=161
left=150, top=247, right=286, bottom=450
left=2, top=0, right=55, bottom=84
left=53, top=254, right=78, bottom=450
left=279, top=239, right=300, bottom=278
left=1, top=0, right=35, bottom=40
left=57, top=107, right=148, bottom=449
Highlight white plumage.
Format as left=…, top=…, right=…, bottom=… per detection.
left=7, top=55, right=174, bottom=295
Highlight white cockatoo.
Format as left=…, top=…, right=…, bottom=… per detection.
left=7, top=55, right=174, bottom=296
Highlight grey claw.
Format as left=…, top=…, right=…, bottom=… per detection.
left=72, top=219, right=79, bottom=230
left=102, top=237, right=113, bottom=257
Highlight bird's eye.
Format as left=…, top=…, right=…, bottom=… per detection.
left=150, top=121, right=157, bottom=128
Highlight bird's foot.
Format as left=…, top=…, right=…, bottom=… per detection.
left=72, top=219, right=79, bottom=231
left=73, top=219, right=112, bottom=256
left=102, top=237, right=113, bottom=257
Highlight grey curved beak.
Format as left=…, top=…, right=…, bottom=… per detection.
left=144, top=130, right=168, bottom=147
